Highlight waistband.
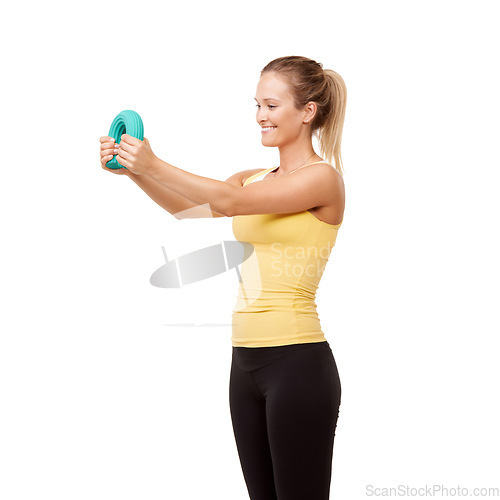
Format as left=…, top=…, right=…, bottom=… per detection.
left=231, top=340, right=331, bottom=372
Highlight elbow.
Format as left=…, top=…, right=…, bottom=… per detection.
left=225, top=202, right=234, bottom=218
left=225, top=196, right=240, bottom=218
left=224, top=186, right=239, bottom=218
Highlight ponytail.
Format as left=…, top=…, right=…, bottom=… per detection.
left=316, top=69, right=347, bottom=175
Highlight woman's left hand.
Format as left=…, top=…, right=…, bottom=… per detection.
left=115, top=134, right=158, bottom=175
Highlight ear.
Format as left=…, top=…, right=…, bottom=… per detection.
left=303, top=101, right=317, bottom=124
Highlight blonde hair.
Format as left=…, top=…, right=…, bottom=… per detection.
left=261, top=56, right=347, bottom=175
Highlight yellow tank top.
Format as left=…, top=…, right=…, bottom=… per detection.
left=231, top=161, right=342, bottom=348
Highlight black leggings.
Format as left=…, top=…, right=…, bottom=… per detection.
left=229, top=340, right=341, bottom=500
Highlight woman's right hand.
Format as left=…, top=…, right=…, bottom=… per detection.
left=99, top=136, right=129, bottom=175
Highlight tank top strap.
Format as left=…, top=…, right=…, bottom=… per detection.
left=288, top=161, right=333, bottom=175
left=243, top=167, right=277, bottom=186
left=245, top=162, right=333, bottom=185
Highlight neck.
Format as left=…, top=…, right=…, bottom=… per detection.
left=276, top=138, right=319, bottom=173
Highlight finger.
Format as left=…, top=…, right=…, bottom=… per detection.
left=116, top=155, right=127, bottom=168
left=100, top=136, right=115, bottom=144
left=120, top=133, right=140, bottom=146
left=117, top=140, right=132, bottom=153
left=101, top=147, right=117, bottom=157
left=101, top=154, right=114, bottom=167
left=100, top=143, right=115, bottom=154
left=100, top=139, right=116, bottom=151
left=117, top=147, right=131, bottom=160
left=100, top=143, right=117, bottom=154
left=101, top=153, right=114, bottom=162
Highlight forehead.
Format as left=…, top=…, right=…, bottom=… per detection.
left=255, top=72, right=291, bottom=100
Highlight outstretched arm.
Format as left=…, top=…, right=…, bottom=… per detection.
left=148, top=158, right=236, bottom=217
left=123, top=168, right=226, bottom=219
left=115, top=134, right=237, bottom=217
left=100, top=135, right=224, bottom=218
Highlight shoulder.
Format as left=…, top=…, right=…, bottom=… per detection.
left=296, top=162, right=344, bottom=187
left=321, top=163, right=344, bottom=201
left=318, top=163, right=344, bottom=190
left=224, top=168, right=270, bottom=187
left=293, top=162, right=344, bottom=207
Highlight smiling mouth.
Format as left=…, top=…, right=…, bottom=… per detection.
left=261, top=126, right=277, bottom=132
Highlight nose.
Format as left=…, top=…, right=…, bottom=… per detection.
left=256, top=106, right=268, bottom=125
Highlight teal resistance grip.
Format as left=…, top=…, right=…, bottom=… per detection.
left=106, top=110, right=144, bottom=169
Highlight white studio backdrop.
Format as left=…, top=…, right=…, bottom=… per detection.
left=1, top=0, right=499, bottom=499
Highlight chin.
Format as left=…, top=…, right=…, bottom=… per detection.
left=261, top=138, right=275, bottom=147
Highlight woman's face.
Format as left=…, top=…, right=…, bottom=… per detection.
left=254, top=71, right=310, bottom=148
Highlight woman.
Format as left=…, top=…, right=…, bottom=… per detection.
left=99, top=55, right=346, bottom=499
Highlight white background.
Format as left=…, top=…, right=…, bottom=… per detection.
left=1, top=0, right=499, bottom=498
